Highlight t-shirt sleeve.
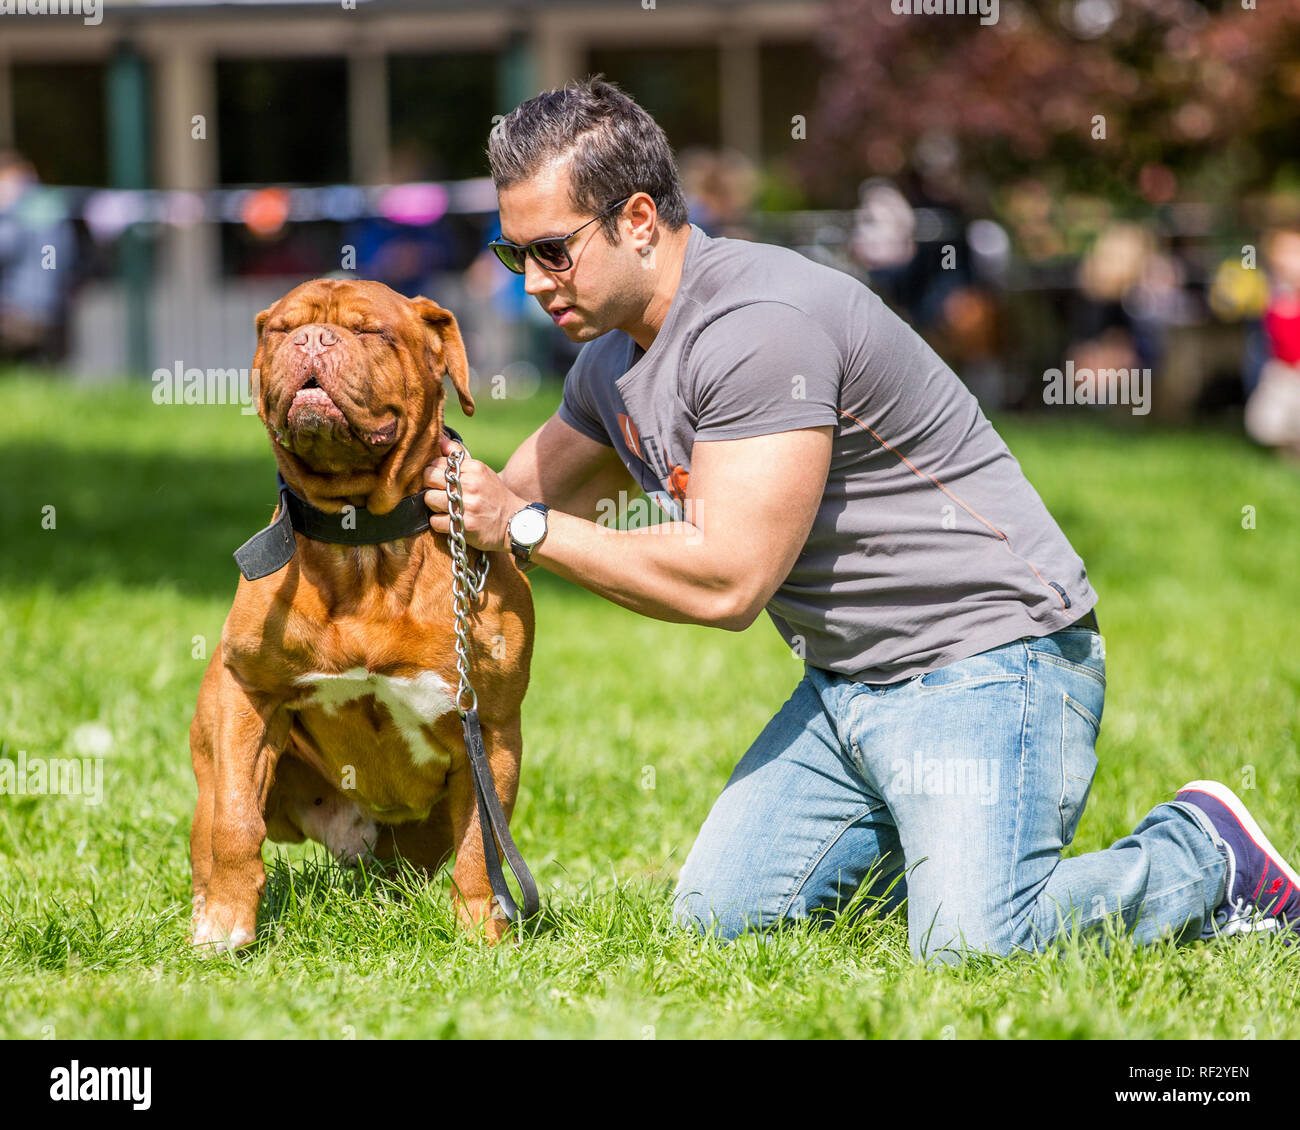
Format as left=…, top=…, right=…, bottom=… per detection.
left=556, top=350, right=614, bottom=446
left=686, top=301, right=842, bottom=441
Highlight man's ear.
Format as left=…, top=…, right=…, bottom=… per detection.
left=412, top=296, right=474, bottom=417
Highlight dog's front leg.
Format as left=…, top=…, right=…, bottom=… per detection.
left=447, top=715, right=524, bottom=945
left=191, top=667, right=290, bottom=953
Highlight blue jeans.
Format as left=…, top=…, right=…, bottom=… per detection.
left=671, top=626, right=1229, bottom=965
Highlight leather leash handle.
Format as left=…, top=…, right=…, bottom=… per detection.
left=461, top=707, right=540, bottom=926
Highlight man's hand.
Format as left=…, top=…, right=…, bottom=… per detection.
left=423, top=430, right=527, bottom=552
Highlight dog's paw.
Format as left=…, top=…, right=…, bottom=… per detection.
left=482, top=913, right=513, bottom=946
left=454, top=894, right=514, bottom=945
left=190, top=903, right=257, bottom=953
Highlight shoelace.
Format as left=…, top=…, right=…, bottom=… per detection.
left=1212, top=896, right=1279, bottom=937
left=1196, top=831, right=1296, bottom=943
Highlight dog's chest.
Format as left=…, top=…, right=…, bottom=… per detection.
left=292, top=666, right=457, bottom=769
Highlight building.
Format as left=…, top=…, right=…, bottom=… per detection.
left=1, top=0, right=827, bottom=377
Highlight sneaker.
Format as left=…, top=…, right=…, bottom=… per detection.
left=1176, top=780, right=1300, bottom=941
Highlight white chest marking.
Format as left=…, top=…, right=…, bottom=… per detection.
left=294, top=667, right=456, bottom=767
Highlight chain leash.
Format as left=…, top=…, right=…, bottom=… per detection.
left=442, top=444, right=541, bottom=926
left=445, top=446, right=490, bottom=716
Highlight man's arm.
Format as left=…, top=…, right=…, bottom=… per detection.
left=427, top=425, right=834, bottom=630
left=498, top=412, right=639, bottom=522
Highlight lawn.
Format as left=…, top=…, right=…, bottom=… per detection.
left=1, top=370, right=1298, bottom=1040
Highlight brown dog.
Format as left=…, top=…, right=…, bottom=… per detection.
left=188, top=278, right=534, bottom=951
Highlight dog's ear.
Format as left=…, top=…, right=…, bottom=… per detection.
left=255, top=307, right=272, bottom=338
left=412, top=296, right=474, bottom=418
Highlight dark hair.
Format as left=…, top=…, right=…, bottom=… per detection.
left=487, top=74, right=690, bottom=242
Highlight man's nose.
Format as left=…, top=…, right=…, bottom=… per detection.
left=522, top=255, right=557, bottom=296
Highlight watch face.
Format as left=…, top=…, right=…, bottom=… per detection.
left=511, top=507, right=547, bottom=546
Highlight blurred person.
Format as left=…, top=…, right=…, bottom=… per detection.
left=679, top=148, right=758, bottom=240
left=0, top=148, right=78, bottom=364
left=463, top=216, right=579, bottom=382
left=1243, top=227, right=1300, bottom=460
left=1208, top=254, right=1271, bottom=397
left=420, top=76, right=1294, bottom=965
left=460, top=238, right=522, bottom=378
left=347, top=215, right=458, bottom=296
left=934, top=283, right=1006, bottom=408
left=849, top=177, right=917, bottom=311
left=1072, top=222, right=1150, bottom=395
left=1070, top=222, right=1190, bottom=407
left=342, top=141, right=460, bottom=297
left=852, top=177, right=1008, bottom=407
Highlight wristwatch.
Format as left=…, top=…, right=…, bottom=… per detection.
left=507, top=502, right=550, bottom=567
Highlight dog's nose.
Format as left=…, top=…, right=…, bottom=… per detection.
left=292, top=325, right=340, bottom=356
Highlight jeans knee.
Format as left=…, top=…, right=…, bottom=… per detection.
left=911, top=931, right=1018, bottom=966
left=909, top=904, right=1016, bottom=966
left=671, top=880, right=768, bottom=941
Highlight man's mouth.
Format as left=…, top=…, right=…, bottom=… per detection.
left=548, top=304, right=576, bottom=325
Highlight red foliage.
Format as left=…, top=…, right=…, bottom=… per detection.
left=805, top=0, right=1300, bottom=204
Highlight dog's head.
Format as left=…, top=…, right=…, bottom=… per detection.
left=252, top=278, right=474, bottom=513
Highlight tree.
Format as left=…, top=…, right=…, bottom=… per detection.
left=806, top=0, right=1300, bottom=210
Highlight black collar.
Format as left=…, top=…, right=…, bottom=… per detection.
left=232, top=426, right=464, bottom=581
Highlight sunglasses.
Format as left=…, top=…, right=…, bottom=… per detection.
left=488, top=196, right=633, bottom=275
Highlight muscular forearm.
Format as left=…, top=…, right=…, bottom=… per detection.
left=499, top=444, right=542, bottom=501
left=425, top=427, right=813, bottom=632
left=529, top=510, right=758, bottom=630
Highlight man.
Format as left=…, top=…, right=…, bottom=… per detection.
left=424, top=76, right=1298, bottom=964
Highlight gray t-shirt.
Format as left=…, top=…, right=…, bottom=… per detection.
left=558, top=222, right=1097, bottom=684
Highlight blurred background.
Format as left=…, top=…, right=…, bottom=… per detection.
left=3, top=0, right=1300, bottom=442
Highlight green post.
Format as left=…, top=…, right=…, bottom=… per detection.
left=496, top=27, right=549, bottom=371
left=497, top=26, right=535, bottom=117
left=107, top=41, right=151, bottom=377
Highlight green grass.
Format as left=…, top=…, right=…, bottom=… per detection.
left=1, top=370, right=1298, bottom=1039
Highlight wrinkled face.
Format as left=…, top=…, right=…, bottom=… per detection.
left=252, top=279, right=473, bottom=501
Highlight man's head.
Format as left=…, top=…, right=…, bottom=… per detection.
left=487, top=75, right=690, bottom=341
left=0, top=149, right=36, bottom=212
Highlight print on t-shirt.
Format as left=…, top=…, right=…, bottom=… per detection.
left=617, top=411, right=691, bottom=520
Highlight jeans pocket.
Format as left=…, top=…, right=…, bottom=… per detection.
left=1059, top=693, right=1100, bottom=847
left=1035, top=631, right=1107, bottom=688
left=916, top=644, right=1026, bottom=692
